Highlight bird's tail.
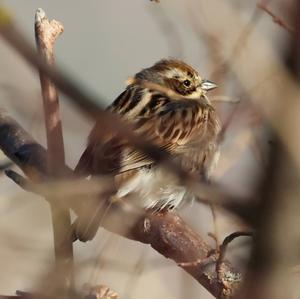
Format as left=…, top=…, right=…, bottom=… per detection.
left=74, top=146, right=93, bottom=177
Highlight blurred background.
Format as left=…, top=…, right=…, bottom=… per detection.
left=0, top=0, right=296, bottom=298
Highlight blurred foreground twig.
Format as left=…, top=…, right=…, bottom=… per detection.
left=0, top=110, right=241, bottom=298
left=257, top=2, right=294, bottom=34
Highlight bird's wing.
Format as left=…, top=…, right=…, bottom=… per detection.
left=75, top=85, right=217, bottom=176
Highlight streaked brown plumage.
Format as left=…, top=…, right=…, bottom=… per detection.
left=75, top=59, right=221, bottom=212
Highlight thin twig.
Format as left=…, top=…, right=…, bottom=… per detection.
left=177, top=252, right=218, bottom=268
left=35, top=8, right=73, bottom=296
left=257, top=2, right=294, bottom=34
left=216, top=231, right=253, bottom=297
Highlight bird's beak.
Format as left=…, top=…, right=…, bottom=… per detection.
left=201, top=79, right=218, bottom=91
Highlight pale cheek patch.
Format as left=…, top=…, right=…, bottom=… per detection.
left=164, top=70, right=203, bottom=99
left=185, top=88, right=204, bottom=99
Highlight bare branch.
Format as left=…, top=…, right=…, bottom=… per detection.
left=34, top=8, right=73, bottom=295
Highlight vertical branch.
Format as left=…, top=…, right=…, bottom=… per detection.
left=35, top=8, right=65, bottom=168
left=34, top=8, right=74, bottom=296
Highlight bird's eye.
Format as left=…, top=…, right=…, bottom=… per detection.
left=183, top=80, right=191, bottom=87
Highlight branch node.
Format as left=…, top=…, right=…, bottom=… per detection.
left=35, top=8, right=64, bottom=52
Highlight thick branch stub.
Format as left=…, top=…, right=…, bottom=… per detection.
left=35, top=8, right=65, bottom=171
left=35, top=8, right=63, bottom=57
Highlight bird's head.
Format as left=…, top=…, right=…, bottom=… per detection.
left=134, top=59, right=217, bottom=99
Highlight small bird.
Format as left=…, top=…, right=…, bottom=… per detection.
left=75, top=59, right=221, bottom=239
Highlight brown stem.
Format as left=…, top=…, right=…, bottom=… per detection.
left=34, top=8, right=73, bottom=296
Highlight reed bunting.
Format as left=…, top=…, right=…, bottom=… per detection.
left=75, top=59, right=220, bottom=234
